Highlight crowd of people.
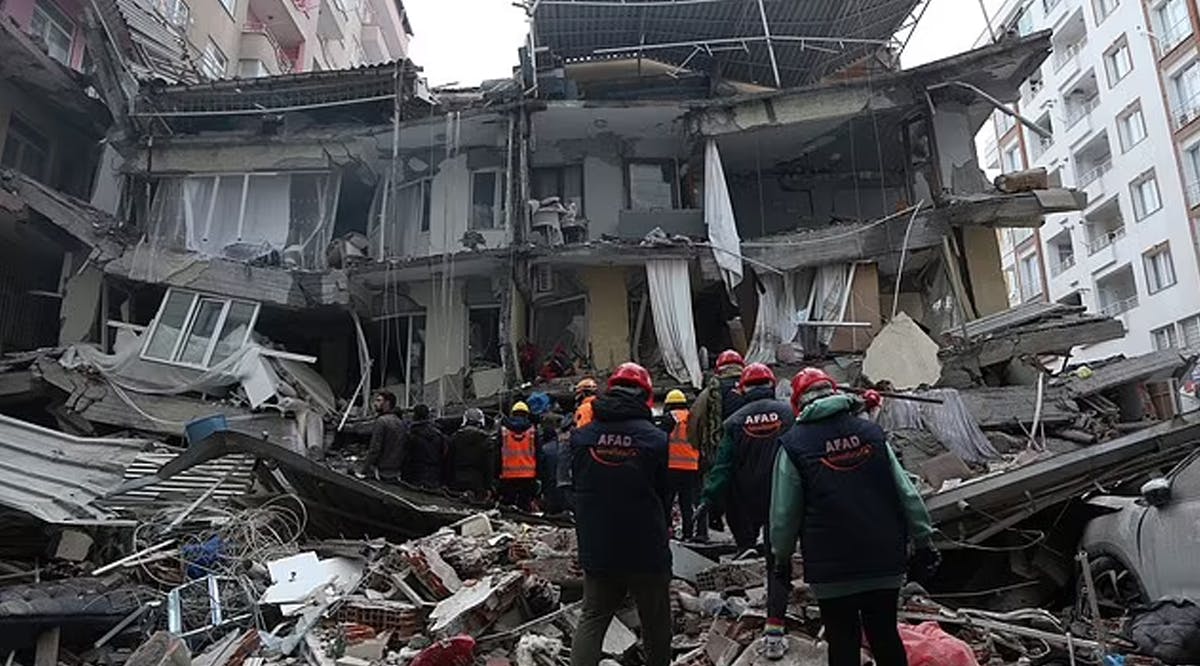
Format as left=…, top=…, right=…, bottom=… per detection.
left=353, top=351, right=937, bottom=666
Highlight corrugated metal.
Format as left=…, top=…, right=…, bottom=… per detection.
left=110, top=451, right=256, bottom=504
left=0, top=414, right=151, bottom=523
left=534, top=0, right=921, bottom=87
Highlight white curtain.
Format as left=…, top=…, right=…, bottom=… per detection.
left=746, top=272, right=797, bottom=364
left=704, top=140, right=743, bottom=294
left=646, top=259, right=703, bottom=388
left=798, top=264, right=854, bottom=346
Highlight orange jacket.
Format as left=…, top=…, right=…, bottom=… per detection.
left=499, top=426, right=537, bottom=479
left=667, top=409, right=699, bottom=472
left=573, top=395, right=596, bottom=429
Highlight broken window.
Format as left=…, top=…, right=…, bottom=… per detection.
left=142, top=289, right=260, bottom=369
left=470, top=169, right=506, bottom=230
left=468, top=305, right=502, bottom=365
left=201, top=39, right=227, bottom=79
left=372, top=311, right=425, bottom=408
left=1152, top=324, right=1178, bottom=350
left=533, top=165, right=584, bottom=216
left=626, top=161, right=679, bottom=210
left=147, top=172, right=339, bottom=268
left=1, top=116, right=51, bottom=183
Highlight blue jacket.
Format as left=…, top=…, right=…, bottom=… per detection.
left=570, top=390, right=670, bottom=575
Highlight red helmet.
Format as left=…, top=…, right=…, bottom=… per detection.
left=790, top=367, right=836, bottom=413
left=715, top=349, right=745, bottom=370
left=608, top=362, right=653, bottom=397
left=738, top=363, right=776, bottom=390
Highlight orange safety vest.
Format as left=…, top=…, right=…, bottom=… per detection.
left=667, top=409, right=699, bottom=472
left=573, top=396, right=596, bottom=429
left=500, top=427, right=537, bottom=479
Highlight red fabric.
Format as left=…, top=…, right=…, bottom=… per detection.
left=897, top=622, right=979, bottom=666
left=738, top=363, right=776, bottom=390
left=409, top=636, right=476, bottom=666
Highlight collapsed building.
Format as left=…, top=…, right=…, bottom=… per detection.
left=1, top=0, right=1199, bottom=662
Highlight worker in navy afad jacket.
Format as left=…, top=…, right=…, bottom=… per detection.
left=765, top=368, right=939, bottom=665
left=568, top=362, right=672, bottom=666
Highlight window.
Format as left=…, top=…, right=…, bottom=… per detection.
left=532, top=165, right=584, bottom=216
left=1042, top=0, right=1061, bottom=12
left=1174, top=62, right=1200, bottom=126
left=1014, top=8, right=1034, bottom=36
left=1, top=116, right=51, bottom=182
left=1180, top=314, right=1200, bottom=348
left=1143, top=242, right=1177, bottom=293
left=1131, top=172, right=1162, bottom=220
left=142, top=289, right=260, bottom=369
left=1019, top=253, right=1043, bottom=301
left=626, top=161, right=679, bottom=210
left=995, top=110, right=1017, bottom=136
left=1156, top=0, right=1192, bottom=52
left=200, top=40, right=227, bottom=80
left=29, top=0, right=74, bottom=66
left=152, top=0, right=190, bottom=27
left=469, top=169, right=506, bottom=230
left=1093, top=0, right=1118, bottom=22
left=1152, top=325, right=1179, bottom=350
left=1104, top=37, right=1133, bottom=86
left=1117, top=102, right=1147, bottom=151
left=239, top=59, right=268, bottom=78
left=1004, top=145, right=1023, bottom=172
left=394, top=178, right=433, bottom=232
left=218, top=0, right=235, bottom=16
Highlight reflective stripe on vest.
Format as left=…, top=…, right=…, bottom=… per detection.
left=667, top=409, right=699, bottom=471
left=574, top=397, right=596, bottom=429
left=500, top=427, right=537, bottom=479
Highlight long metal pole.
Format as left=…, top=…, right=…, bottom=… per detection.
left=755, top=0, right=781, bottom=88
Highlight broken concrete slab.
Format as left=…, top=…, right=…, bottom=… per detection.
left=428, top=572, right=523, bottom=638
left=602, top=617, right=637, bottom=655
left=863, top=313, right=942, bottom=389
left=670, top=542, right=718, bottom=585
left=54, top=529, right=94, bottom=562
left=1061, top=350, right=1198, bottom=398
left=958, top=385, right=1077, bottom=429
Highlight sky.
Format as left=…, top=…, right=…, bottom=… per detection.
left=403, top=0, right=1012, bottom=87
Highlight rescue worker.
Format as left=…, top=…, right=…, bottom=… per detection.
left=447, top=408, right=494, bottom=499
left=358, top=390, right=408, bottom=480
left=689, top=350, right=746, bottom=538
left=497, top=401, right=539, bottom=510
left=537, top=412, right=569, bottom=514
left=572, top=377, right=599, bottom=429
left=405, top=403, right=448, bottom=488
left=569, top=362, right=672, bottom=666
left=765, top=368, right=938, bottom=664
left=662, top=389, right=701, bottom=540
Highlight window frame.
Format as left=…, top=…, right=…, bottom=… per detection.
left=30, top=0, right=75, bottom=66
left=1152, top=324, right=1179, bottom=350
left=201, top=40, right=228, bottom=80
left=1004, top=145, right=1023, bottom=172
left=217, top=0, right=236, bottom=18
left=140, top=288, right=261, bottom=370
left=468, top=168, right=507, bottom=230
left=0, top=115, right=51, bottom=182
left=1092, top=0, right=1119, bottom=23
left=532, top=164, right=585, bottom=217
left=1143, top=242, right=1177, bottom=293
left=1117, top=102, right=1147, bottom=152
left=1179, top=313, right=1200, bottom=348
left=1018, top=252, right=1043, bottom=302
left=625, top=159, right=681, bottom=211
left=1104, top=36, right=1133, bottom=86
left=1130, top=171, right=1163, bottom=220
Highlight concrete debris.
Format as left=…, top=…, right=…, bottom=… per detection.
left=863, top=313, right=942, bottom=390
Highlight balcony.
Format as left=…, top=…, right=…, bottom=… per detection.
left=1078, top=159, right=1112, bottom=188
left=1051, top=254, right=1076, bottom=276
left=1171, top=91, right=1200, bottom=130
left=1188, top=180, right=1200, bottom=208
left=1096, top=264, right=1140, bottom=318
left=1099, top=295, right=1139, bottom=317
left=1160, top=14, right=1193, bottom=55
left=246, top=0, right=313, bottom=50
left=317, top=0, right=348, bottom=40
left=1065, top=96, right=1099, bottom=129
left=1053, top=38, right=1087, bottom=75
left=1087, top=226, right=1125, bottom=255
left=1030, top=134, right=1054, bottom=160
left=360, top=23, right=386, bottom=63
left=241, top=23, right=295, bottom=74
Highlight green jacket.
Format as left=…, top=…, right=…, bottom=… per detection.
left=768, top=394, right=934, bottom=599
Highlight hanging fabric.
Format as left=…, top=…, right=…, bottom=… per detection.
left=703, top=139, right=743, bottom=295
left=796, top=263, right=855, bottom=349
left=746, top=272, right=797, bottom=364
left=645, top=259, right=703, bottom=388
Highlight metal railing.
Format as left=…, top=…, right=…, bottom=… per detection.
left=1030, top=134, right=1054, bottom=159
left=1053, top=38, right=1087, bottom=72
left=1050, top=254, right=1076, bottom=276
left=1187, top=180, right=1200, bottom=208
left=1087, top=226, right=1125, bottom=254
left=1077, top=158, right=1112, bottom=188
left=243, top=22, right=295, bottom=73
left=151, top=0, right=190, bottom=27
left=1172, top=91, right=1200, bottom=129
left=1100, top=295, right=1139, bottom=317
left=1066, top=96, right=1100, bottom=128
left=1160, top=13, right=1193, bottom=53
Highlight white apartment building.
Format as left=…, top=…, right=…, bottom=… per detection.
left=981, top=0, right=1200, bottom=360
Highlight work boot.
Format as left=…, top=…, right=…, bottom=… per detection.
left=760, top=633, right=788, bottom=661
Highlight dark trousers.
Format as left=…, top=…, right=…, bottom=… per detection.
left=499, top=478, right=537, bottom=510
left=817, top=589, right=907, bottom=666
left=666, top=470, right=699, bottom=539
left=571, top=573, right=672, bottom=666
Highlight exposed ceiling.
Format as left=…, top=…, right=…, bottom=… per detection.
left=533, top=0, right=922, bottom=88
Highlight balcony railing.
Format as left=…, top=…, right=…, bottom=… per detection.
left=1030, top=134, right=1054, bottom=160
left=243, top=22, right=295, bottom=73
left=1087, top=226, right=1126, bottom=254
left=1053, top=38, right=1087, bottom=72
left=1077, top=159, right=1112, bottom=188
left=1099, top=295, right=1139, bottom=317
left=1160, top=14, right=1193, bottom=54
left=1187, top=180, right=1200, bottom=208
left=1050, top=254, right=1076, bottom=276
left=1066, top=96, right=1100, bottom=128
left=1172, top=91, right=1200, bottom=129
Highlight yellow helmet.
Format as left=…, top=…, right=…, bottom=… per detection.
left=511, top=401, right=530, bottom=415
left=665, top=389, right=688, bottom=407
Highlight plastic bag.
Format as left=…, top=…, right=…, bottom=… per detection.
left=898, top=622, right=980, bottom=666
